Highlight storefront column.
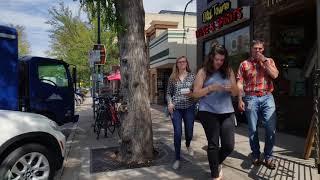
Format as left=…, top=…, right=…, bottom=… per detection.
left=316, top=0, right=320, bottom=173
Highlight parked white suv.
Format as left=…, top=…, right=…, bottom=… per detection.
left=0, top=110, right=66, bottom=180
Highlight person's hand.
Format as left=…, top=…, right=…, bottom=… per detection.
left=223, top=84, right=232, bottom=92
left=257, top=52, right=268, bottom=67
left=168, top=103, right=175, bottom=114
left=207, top=84, right=224, bottom=92
left=184, top=91, right=193, bottom=97
left=238, top=99, right=245, bottom=112
left=257, top=52, right=266, bottom=62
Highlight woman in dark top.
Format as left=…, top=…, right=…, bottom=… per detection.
left=192, top=44, right=238, bottom=180
left=166, top=56, right=195, bottom=170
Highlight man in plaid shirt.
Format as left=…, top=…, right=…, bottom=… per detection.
left=237, top=40, right=279, bottom=169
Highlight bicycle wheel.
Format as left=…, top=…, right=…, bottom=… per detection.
left=96, top=111, right=105, bottom=139
left=93, top=111, right=100, bottom=133
left=117, top=122, right=122, bottom=138
left=106, top=117, right=115, bottom=134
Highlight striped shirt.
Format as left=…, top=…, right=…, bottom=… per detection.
left=166, top=72, right=195, bottom=109
left=237, top=58, right=275, bottom=95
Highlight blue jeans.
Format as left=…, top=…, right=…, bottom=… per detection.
left=171, top=104, right=195, bottom=160
left=243, top=94, right=277, bottom=161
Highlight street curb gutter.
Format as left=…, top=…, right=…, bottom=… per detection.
left=54, top=121, right=79, bottom=180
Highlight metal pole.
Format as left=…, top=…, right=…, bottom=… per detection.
left=92, top=66, right=96, bottom=119
left=182, top=0, right=193, bottom=45
left=97, top=0, right=101, bottom=96
left=97, top=0, right=101, bottom=44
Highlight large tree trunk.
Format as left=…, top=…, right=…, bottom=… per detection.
left=115, top=0, right=154, bottom=164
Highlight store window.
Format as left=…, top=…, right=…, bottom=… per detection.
left=204, top=37, right=224, bottom=56
left=276, top=26, right=307, bottom=96
left=203, top=26, right=250, bottom=71
left=225, top=26, right=250, bottom=71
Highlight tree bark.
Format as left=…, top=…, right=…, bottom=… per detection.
left=115, top=0, right=154, bottom=164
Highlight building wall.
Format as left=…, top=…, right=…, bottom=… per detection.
left=197, top=0, right=252, bottom=71
left=146, top=12, right=197, bottom=104
left=145, top=13, right=197, bottom=30
left=252, top=0, right=315, bottom=136
left=252, top=0, right=305, bottom=55
left=196, top=0, right=251, bottom=68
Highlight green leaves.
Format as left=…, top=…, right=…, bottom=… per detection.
left=47, top=1, right=119, bottom=87
left=9, top=25, right=31, bottom=57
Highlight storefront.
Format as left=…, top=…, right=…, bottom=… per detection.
left=197, top=0, right=317, bottom=137
left=253, top=0, right=317, bottom=136
left=196, top=0, right=252, bottom=129
left=196, top=0, right=251, bottom=72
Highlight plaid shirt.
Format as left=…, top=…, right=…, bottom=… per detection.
left=237, top=58, right=275, bottom=95
left=166, top=72, right=195, bottom=109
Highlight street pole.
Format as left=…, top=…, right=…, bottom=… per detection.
left=97, top=0, right=101, bottom=96
left=182, top=0, right=193, bottom=47
left=97, top=0, right=101, bottom=45
left=92, top=0, right=101, bottom=119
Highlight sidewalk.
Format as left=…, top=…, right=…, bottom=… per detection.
left=56, top=98, right=319, bottom=180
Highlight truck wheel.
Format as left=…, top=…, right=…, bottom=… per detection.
left=0, top=143, right=56, bottom=180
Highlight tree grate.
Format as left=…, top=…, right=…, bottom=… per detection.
left=90, top=142, right=190, bottom=173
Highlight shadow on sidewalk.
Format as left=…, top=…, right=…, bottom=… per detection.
left=228, top=150, right=317, bottom=180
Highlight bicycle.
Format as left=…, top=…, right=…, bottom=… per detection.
left=93, top=95, right=122, bottom=139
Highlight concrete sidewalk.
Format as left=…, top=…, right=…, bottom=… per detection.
left=55, top=98, right=319, bottom=180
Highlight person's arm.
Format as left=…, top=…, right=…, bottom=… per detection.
left=227, top=69, right=239, bottom=97
left=263, top=58, right=279, bottom=79
left=237, top=64, right=245, bottom=112
left=192, top=68, right=223, bottom=98
left=166, top=79, right=173, bottom=104
left=166, top=78, right=175, bottom=113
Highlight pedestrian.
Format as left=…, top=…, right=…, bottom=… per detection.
left=192, top=44, right=238, bottom=180
left=166, top=56, right=196, bottom=170
left=237, top=40, right=279, bottom=169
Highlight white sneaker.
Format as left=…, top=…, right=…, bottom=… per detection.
left=218, top=164, right=223, bottom=178
left=172, top=160, right=180, bottom=170
left=187, top=146, right=194, bottom=156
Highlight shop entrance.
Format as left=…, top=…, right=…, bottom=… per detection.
left=270, top=5, right=316, bottom=137
left=156, top=68, right=172, bottom=105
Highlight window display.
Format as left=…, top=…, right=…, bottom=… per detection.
left=204, top=37, right=224, bottom=56
left=203, top=26, right=250, bottom=70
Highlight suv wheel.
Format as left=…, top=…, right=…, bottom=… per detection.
left=0, top=143, right=55, bottom=180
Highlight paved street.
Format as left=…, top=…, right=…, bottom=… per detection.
left=55, top=97, right=319, bottom=180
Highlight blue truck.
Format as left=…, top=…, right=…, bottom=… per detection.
left=0, top=25, right=78, bottom=125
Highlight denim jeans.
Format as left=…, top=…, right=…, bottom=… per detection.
left=171, top=104, right=195, bottom=160
left=243, top=94, right=277, bottom=161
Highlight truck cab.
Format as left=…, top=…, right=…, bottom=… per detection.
left=19, top=56, right=78, bottom=125
left=0, top=25, right=78, bottom=125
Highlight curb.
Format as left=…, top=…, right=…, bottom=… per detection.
left=54, top=121, right=79, bottom=179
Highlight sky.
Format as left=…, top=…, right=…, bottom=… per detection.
left=0, top=0, right=196, bottom=57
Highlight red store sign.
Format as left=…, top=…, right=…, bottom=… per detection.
left=196, top=7, right=243, bottom=39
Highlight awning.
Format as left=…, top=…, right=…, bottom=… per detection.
left=107, top=70, right=121, bottom=81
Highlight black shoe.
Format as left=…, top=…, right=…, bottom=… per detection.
left=252, top=158, right=262, bottom=166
